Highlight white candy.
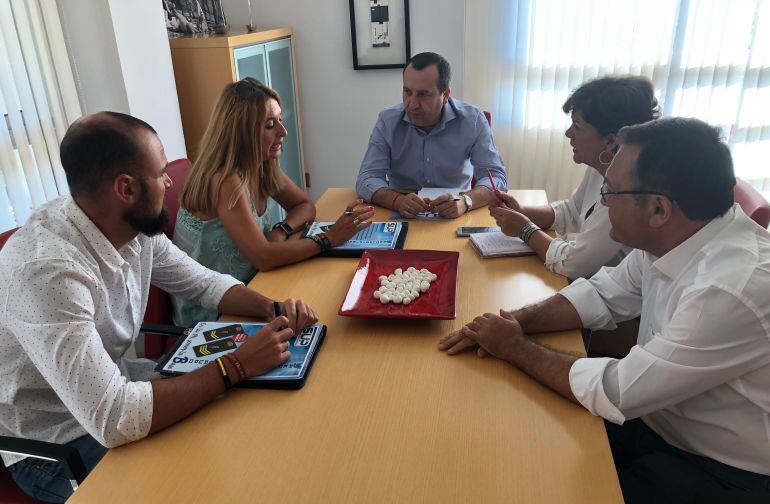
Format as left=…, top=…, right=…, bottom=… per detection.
left=373, top=266, right=439, bottom=305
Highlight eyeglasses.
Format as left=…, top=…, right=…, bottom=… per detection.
left=599, top=181, right=674, bottom=203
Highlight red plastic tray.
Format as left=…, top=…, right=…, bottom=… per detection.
left=339, top=249, right=459, bottom=319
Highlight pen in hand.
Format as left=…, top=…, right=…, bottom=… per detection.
left=485, top=169, right=506, bottom=208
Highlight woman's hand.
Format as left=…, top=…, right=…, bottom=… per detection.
left=325, top=199, right=375, bottom=247
left=496, top=192, right=522, bottom=212
left=489, top=205, right=532, bottom=237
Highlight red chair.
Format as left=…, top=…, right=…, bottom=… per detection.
left=734, top=178, right=770, bottom=229
left=142, top=158, right=193, bottom=359
left=0, top=227, right=18, bottom=250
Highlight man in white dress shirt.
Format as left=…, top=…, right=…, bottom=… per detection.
left=439, top=117, right=770, bottom=502
left=0, top=112, right=318, bottom=502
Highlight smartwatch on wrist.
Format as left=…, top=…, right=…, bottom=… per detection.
left=461, top=193, right=473, bottom=213
left=272, top=221, right=294, bottom=237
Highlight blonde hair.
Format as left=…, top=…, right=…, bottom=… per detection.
left=181, top=78, right=284, bottom=213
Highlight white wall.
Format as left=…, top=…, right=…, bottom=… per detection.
left=222, top=0, right=465, bottom=200
left=57, top=0, right=187, bottom=161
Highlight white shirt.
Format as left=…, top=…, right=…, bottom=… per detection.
left=0, top=197, right=241, bottom=466
left=562, top=205, right=770, bottom=475
left=547, top=167, right=630, bottom=279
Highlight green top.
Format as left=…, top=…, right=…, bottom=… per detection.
left=171, top=198, right=281, bottom=326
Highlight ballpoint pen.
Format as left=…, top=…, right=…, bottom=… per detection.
left=486, top=169, right=506, bottom=207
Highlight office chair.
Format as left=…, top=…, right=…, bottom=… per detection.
left=734, top=178, right=770, bottom=229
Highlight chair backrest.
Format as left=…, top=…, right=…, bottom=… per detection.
left=734, top=178, right=770, bottom=228
left=0, top=227, right=19, bottom=250
left=164, top=158, right=192, bottom=238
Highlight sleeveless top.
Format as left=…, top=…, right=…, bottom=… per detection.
left=170, top=198, right=281, bottom=326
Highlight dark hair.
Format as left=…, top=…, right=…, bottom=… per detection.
left=618, top=117, right=735, bottom=220
left=405, top=52, right=451, bottom=92
left=562, top=76, right=660, bottom=137
left=60, top=112, right=157, bottom=197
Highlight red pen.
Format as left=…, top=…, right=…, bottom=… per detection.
left=486, top=169, right=505, bottom=207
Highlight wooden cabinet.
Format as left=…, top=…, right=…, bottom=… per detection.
left=169, top=28, right=306, bottom=192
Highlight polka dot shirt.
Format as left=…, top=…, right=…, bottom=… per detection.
left=0, top=197, right=241, bottom=466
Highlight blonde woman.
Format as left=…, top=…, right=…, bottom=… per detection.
left=172, top=78, right=373, bottom=326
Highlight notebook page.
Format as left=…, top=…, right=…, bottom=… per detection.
left=470, top=232, right=533, bottom=255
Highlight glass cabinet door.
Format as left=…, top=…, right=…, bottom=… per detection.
left=233, top=44, right=267, bottom=84
left=265, top=38, right=304, bottom=191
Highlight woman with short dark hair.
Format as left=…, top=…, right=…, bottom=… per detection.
left=491, top=75, right=660, bottom=279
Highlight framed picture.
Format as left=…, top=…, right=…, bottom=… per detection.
left=349, top=0, right=411, bottom=70
left=163, top=0, right=227, bottom=38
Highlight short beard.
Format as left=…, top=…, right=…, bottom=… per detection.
left=125, top=206, right=169, bottom=236
left=123, top=179, right=170, bottom=236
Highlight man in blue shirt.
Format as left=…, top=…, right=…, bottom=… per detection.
left=356, top=52, right=508, bottom=219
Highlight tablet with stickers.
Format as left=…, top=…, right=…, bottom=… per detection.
left=155, top=322, right=326, bottom=389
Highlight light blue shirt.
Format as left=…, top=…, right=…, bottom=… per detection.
left=356, top=97, right=507, bottom=202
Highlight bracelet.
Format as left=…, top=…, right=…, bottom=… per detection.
left=317, top=232, right=333, bottom=252
left=304, top=234, right=324, bottom=251
left=518, top=222, right=541, bottom=244
left=224, top=354, right=247, bottom=382
left=214, top=357, right=232, bottom=390
left=522, top=223, right=539, bottom=243
left=390, top=192, right=402, bottom=210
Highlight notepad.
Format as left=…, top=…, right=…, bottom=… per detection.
left=469, top=232, right=535, bottom=258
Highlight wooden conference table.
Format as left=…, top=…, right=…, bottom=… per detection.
left=72, top=189, right=622, bottom=503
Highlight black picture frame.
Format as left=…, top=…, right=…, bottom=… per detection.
left=349, top=0, right=411, bottom=70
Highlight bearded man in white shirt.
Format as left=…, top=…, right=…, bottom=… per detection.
left=439, top=117, right=770, bottom=502
left=0, top=112, right=318, bottom=502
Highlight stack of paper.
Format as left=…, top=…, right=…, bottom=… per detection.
left=469, top=232, right=535, bottom=258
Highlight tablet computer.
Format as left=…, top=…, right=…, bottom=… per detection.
left=155, top=322, right=326, bottom=389
left=300, top=221, right=408, bottom=257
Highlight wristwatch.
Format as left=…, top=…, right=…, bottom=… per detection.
left=461, top=193, right=473, bottom=213
left=271, top=221, right=294, bottom=237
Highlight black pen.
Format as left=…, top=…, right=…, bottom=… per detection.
left=273, top=300, right=282, bottom=318
left=343, top=211, right=354, bottom=215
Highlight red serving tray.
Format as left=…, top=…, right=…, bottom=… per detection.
left=338, top=249, right=459, bottom=319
